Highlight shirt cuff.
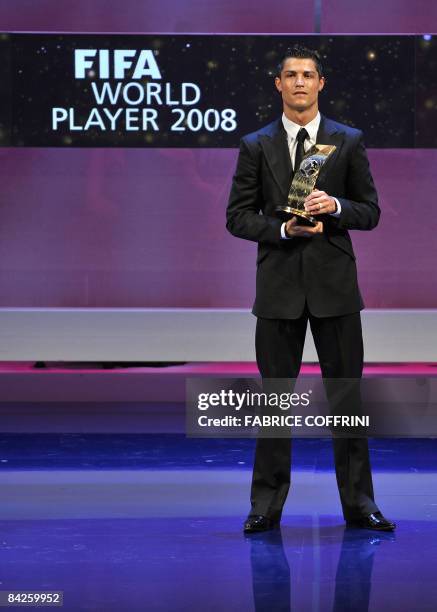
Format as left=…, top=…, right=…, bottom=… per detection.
left=281, top=222, right=292, bottom=239
left=330, top=198, right=342, bottom=217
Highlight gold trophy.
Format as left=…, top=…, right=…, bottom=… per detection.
left=275, top=144, right=337, bottom=226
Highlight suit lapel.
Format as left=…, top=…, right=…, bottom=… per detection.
left=259, top=119, right=292, bottom=199
left=315, top=115, right=344, bottom=182
left=258, top=115, right=345, bottom=196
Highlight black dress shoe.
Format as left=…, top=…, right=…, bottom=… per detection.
left=347, top=511, right=396, bottom=532
left=243, top=515, right=280, bottom=533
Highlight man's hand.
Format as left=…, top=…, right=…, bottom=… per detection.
left=304, top=189, right=337, bottom=215
left=285, top=217, right=323, bottom=238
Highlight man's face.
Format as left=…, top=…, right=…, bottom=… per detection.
left=275, top=57, right=325, bottom=113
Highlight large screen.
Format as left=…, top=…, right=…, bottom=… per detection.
left=0, top=34, right=436, bottom=308
left=1, top=34, right=436, bottom=147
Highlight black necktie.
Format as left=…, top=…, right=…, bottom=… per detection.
left=294, top=127, right=309, bottom=173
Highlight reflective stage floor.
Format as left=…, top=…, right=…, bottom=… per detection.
left=0, top=435, right=437, bottom=611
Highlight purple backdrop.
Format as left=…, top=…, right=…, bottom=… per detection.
left=0, top=147, right=435, bottom=308
left=0, top=0, right=313, bottom=33
left=0, top=1, right=436, bottom=308
left=322, top=0, right=437, bottom=33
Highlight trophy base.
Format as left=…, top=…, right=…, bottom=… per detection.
left=275, top=206, right=318, bottom=227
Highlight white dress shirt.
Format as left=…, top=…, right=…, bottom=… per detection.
left=280, top=111, right=341, bottom=239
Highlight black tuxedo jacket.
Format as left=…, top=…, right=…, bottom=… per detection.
left=226, top=114, right=380, bottom=318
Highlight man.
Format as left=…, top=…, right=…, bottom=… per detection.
left=226, top=45, right=395, bottom=533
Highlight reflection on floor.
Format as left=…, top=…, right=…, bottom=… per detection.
left=1, top=435, right=437, bottom=611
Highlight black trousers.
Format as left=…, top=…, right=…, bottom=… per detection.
left=251, top=308, right=379, bottom=522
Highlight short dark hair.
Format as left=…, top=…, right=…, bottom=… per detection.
left=276, top=45, right=324, bottom=78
